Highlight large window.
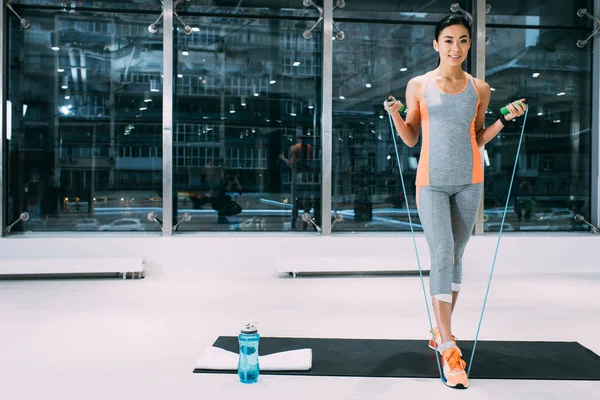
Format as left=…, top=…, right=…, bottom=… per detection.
left=328, top=0, right=596, bottom=233
left=331, top=1, right=465, bottom=232
left=483, top=0, right=594, bottom=232
left=331, top=21, right=437, bottom=232
left=2, top=0, right=597, bottom=236
left=6, top=1, right=164, bottom=232
left=173, top=4, right=322, bottom=232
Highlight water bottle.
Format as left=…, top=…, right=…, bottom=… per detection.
left=238, top=323, right=260, bottom=384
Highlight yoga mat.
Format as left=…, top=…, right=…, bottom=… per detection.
left=193, top=336, right=600, bottom=380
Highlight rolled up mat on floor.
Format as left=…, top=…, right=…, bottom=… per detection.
left=195, top=344, right=312, bottom=371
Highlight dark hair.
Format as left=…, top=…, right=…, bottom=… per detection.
left=434, top=14, right=471, bottom=66
left=434, top=13, right=471, bottom=42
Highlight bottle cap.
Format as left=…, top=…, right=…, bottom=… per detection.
left=241, top=323, right=258, bottom=334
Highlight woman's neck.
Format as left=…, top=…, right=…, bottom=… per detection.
left=433, top=64, right=465, bottom=80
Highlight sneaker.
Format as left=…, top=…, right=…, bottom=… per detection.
left=441, top=347, right=469, bottom=389
left=428, top=327, right=458, bottom=353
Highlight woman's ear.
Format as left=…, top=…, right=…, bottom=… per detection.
left=433, top=39, right=439, bottom=52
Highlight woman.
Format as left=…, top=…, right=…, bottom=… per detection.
left=384, top=14, right=526, bottom=389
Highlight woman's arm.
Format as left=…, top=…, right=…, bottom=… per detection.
left=384, top=77, right=423, bottom=148
left=474, top=79, right=526, bottom=147
left=473, top=81, right=495, bottom=147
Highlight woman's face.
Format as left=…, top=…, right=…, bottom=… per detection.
left=433, top=24, right=471, bottom=67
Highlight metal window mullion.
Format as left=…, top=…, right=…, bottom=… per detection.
left=0, top=0, right=6, bottom=237
left=321, top=0, right=333, bottom=236
left=162, top=0, right=174, bottom=235
left=592, top=0, right=600, bottom=228
left=473, top=0, right=486, bottom=235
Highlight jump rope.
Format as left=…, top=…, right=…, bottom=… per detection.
left=385, top=97, right=529, bottom=381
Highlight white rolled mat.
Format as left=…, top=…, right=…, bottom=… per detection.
left=195, top=346, right=312, bottom=371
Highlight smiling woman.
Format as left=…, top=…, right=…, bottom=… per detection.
left=383, top=12, right=528, bottom=390
left=433, top=13, right=472, bottom=67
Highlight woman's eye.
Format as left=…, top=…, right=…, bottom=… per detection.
left=445, top=40, right=452, bottom=43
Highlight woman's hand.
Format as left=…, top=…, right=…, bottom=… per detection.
left=383, top=96, right=404, bottom=115
left=504, top=98, right=527, bottom=121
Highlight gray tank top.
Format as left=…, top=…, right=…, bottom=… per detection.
left=416, top=71, right=483, bottom=187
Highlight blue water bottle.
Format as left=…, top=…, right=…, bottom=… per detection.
left=238, top=323, right=260, bottom=384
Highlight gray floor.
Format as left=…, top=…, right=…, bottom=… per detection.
left=1, top=262, right=599, bottom=400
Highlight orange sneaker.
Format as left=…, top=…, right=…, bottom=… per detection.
left=428, top=327, right=458, bottom=353
left=441, top=347, right=469, bottom=389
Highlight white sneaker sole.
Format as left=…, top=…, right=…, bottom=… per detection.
left=442, top=373, right=469, bottom=389
left=443, top=380, right=468, bottom=389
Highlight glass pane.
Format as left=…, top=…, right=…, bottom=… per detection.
left=331, top=20, right=438, bottom=232
left=335, top=0, right=466, bottom=23
left=172, top=9, right=322, bottom=232
left=7, top=5, right=163, bottom=233
left=184, top=0, right=319, bottom=18
left=487, top=0, right=594, bottom=28
left=484, top=25, right=593, bottom=232
left=11, top=1, right=162, bottom=12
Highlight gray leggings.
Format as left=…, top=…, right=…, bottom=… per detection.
left=417, top=183, right=483, bottom=302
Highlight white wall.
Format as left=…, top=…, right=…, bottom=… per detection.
left=0, top=233, right=597, bottom=277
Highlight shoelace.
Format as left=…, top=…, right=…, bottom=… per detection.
left=445, top=349, right=467, bottom=371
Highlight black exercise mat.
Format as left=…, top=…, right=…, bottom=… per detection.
left=193, top=336, right=600, bottom=380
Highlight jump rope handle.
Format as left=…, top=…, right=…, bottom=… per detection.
left=500, top=101, right=526, bottom=115
left=387, top=96, right=405, bottom=113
